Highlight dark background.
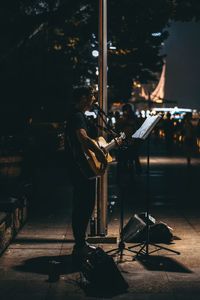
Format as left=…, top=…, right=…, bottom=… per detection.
left=165, top=21, right=200, bottom=109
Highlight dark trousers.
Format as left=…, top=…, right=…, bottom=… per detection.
left=71, top=170, right=96, bottom=247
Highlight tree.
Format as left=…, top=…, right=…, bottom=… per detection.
left=107, top=0, right=200, bottom=101
left=0, top=0, right=200, bottom=126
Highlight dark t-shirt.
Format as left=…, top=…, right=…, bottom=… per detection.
left=65, top=109, right=89, bottom=176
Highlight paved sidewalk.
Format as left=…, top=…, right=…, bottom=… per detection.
left=0, top=157, right=200, bottom=300
left=0, top=206, right=200, bottom=300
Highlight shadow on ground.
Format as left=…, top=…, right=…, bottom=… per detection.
left=14, top=254, right=129, bottom=298
left=14, top=254, right=77, bottom=277
left=137, top=255, right=192, bottom=273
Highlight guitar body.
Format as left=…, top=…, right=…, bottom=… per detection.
left=80, top=136, right=113, bottom=179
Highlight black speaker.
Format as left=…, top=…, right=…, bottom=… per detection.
left=80, top=247, right=128, bottom=296
left=123, top=213, right=147, bottom=242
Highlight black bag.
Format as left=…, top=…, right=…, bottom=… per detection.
left=80, top=247, right=128, bottom=296
left=149, top=222, right=173, bottom=243
left=123, top=213, right=173, bottom=243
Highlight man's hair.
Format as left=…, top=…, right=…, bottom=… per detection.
left=122, top=103, right=133, bottom=112
left=72, top=87, right=92, bottom=103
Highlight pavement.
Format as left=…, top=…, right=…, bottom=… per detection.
left=0, top=148, right=200, bottom=299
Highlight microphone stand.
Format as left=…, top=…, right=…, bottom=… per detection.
left=93, top=105, right=137, bottom=262
left=93, top=105, right=119, bottom=139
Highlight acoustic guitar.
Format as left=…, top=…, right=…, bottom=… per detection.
left=80, top=133, right=125, bottom=179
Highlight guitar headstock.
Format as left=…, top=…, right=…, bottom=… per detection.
left=119, top=132, right=126, bottom=140
left=115, top=132, right=126, bottom=146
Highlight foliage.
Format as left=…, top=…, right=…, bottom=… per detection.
left=0, top=0, right=200, bottom=125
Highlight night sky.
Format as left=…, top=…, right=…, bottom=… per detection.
left=164, top=21, right=200, bottom=110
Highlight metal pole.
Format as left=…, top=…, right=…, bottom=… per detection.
left=97, top=0, right=108, bottom=235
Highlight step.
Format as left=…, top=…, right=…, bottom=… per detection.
left=0, top=195, right=28, bottom=255
left=0, top=212, right=13, bottom=255
left=0, top=196, right=28, bottom=234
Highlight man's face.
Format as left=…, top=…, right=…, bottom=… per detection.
left=81, top=94, right=96, bottom=111
left=123, top=109, right=129, bottom=117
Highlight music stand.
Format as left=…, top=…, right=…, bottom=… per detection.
left=128, top=130, right=180, bottom=258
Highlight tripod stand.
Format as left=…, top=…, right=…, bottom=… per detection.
left=128, top=136, right=180, bottom=258
left=106, top=158, right=138, bottom=262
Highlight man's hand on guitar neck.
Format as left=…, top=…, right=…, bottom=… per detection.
left=112, top=132, right=126, bottom=147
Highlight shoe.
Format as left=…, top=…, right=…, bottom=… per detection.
left=72, top=242, right=96, bottom=257
left=72, top=242, right=96, bottom=267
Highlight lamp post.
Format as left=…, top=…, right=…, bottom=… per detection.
left=97, top=0, right=108, bottom=235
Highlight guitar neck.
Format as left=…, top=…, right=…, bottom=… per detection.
left=105, top=139, right=117, bottom=152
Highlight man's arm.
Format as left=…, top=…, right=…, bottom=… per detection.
left=76, top=128, right=107, bottom=165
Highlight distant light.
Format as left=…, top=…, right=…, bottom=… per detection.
left=54, top=44, right=62, bottom=50
left=151, top=32, right=162, bottom=37
left=141, top=110, right=146, bottom=118
left=153, top=107, right=192, bottom=113
left=112, top=117, right=116, bottom=124
left=92, top=50, right=99, bottom=57
left=85, top=78, right=90, bottom=85
left=109, top=46, right=116, bottom=49
left=85, top=111, right=97, bottom=118
left=146, top=110, right=150, bottom=117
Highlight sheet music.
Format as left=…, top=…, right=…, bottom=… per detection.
left=132, top=114, right=162, bottom=140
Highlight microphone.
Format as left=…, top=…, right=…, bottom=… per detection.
left=92, top=102, right=100, bottom=109
left=92, top=102, right=119, bottom=136
left=92, top=102, right=106, bottom=114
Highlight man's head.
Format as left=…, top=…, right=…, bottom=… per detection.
left=184, top=112, right=192, bottom=122
left=122, top=103, right=133, bottom=117
left=73, top=87, right=96, bottom=111
left=166, top=112, right=171, bottom=119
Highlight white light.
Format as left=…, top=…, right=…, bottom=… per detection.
left=85, top=111, right=97, bottom=118
left=92, top=50, right=99, bottom=57
left=151, top=32, right=162, bottom=37
left=109, top=46, right=116, bottom=49
left=85, top=78, right=90, bottom=85
left=153, top=107, right=192, bottom=113
left=146, top=110, right=150, bottom=117
left=112, top=117, right=116, bottom=124
left=141, top=110, right=146, bottom=118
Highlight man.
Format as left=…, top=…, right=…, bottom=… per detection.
left=65, top=87, right=107, bottom=263
left=182, top=112, right=196, bottom=166
left=163, top=112, right=174, bottom=154
left=115, top=104, right=142, bottom=187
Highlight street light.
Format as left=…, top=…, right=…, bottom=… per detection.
left=92, top=50, right=99, bottom=57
